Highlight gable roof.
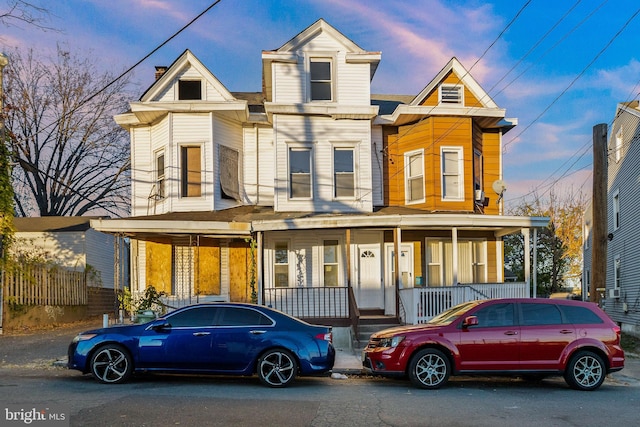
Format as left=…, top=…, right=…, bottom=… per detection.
left=139, top=49, right=235, bottom=103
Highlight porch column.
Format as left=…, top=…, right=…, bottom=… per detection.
left=257, top=231, right=263, bottom=305
left=451, top=227, right=458, bottom=285
left=533, top=228, right=538, bottom=298
left=345, top=228, right=351, bottom=288
left=394, top=227, right=401, bottom=318
left=522, top=228, right=531, bottom=296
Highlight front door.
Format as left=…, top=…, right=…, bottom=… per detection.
left=357, top=244, right=383, bottom=309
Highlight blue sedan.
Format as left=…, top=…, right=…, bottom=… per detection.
left=68, top=303, right=335, bottom=387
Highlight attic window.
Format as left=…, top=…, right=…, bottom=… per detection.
left=439, top=84, right=463, bottom=105
left=310, top=59, right=332, bottom=101
left=179, top=80, right=202, bottom=100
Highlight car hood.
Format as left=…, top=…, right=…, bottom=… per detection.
left=372, top=323, right=447, bottom=337
left=79, top=323, right=146, bottom=336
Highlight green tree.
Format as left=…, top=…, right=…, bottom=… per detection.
left=505, top=189, right=587, bottom=296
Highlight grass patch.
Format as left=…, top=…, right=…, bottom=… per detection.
left=621, top=333, right=640, bottom=354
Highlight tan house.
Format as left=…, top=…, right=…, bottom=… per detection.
left=92, top=20, right=547, bottom=344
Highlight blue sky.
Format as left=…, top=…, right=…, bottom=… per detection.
left=2, top=0, right=640, bottom=207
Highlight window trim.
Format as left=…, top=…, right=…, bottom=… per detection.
left=273, top=240, right=290, bottom=288
left=178, top=79, right=203, bottom=101
left=612, top=189, right=620, bottom=230
left=323, top=239, right=341, bottom=287
left=404, top=149, right=425, bottom=204
left=441, top=146, right=464, bottom=201
left=288, top=145, right=313, bottom=200
left=154, top=149, right=165, bottom=199
left=180, top=144, right=203, bottom=198
left=308, top=57, right=334, bottom=102
left=615, top=128, right=623, bottom=163
left=332, top=144, right=356, bottom=200
left=614, top=255, right=621, bottom=290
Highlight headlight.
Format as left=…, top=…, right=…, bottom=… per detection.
left=378, top=335, right=405, bottom=348
left=72, top=333, right=97, bottom=343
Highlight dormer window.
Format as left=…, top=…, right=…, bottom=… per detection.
left=179, top=80, right=202, bottom=100
left=439, top=84, right=463, bottom=105
left=310, top=59, right=332, bottom=101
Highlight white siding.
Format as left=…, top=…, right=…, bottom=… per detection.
left=243, top=125, right=275, bottom=206
left=155, top=65, right=228, bottom=102
left=131, top=127, right=152, bottom=216
left=273, top=115, right=373, bottom=213
left=85, top=229, right=116, bottom=289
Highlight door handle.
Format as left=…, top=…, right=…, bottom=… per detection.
left=250, top=330, right=266, bottom=335
left=559, top=329, right=573, bottom=334
left=504, top=331, right=518, bottom=336
left=193, top=332, right=211, bottom=337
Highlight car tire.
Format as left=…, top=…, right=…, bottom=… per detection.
left=408, top=348, right=451, bottom=389
left=90, top=344, right=133, bottom=384
left=257, top=349, right=297, bottom=388
left=564, top=350, right=606, bottom=391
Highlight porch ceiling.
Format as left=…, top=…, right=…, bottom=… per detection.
left=91, top=206, right=548, bottom=239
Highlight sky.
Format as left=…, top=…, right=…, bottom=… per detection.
left=2, top=0, right=640, bottom=209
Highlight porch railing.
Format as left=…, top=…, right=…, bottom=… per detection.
left=263, top=287, right=349, bottom=319
left=399, top=282, right=529, bottom=324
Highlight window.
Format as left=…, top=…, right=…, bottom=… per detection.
left=310, top=59, right=332, bottom=101
left=470, top=303, right=515, bottom=328
left=181, top=146, right=202, bottom=197
left=615, top=129, right=622, bottom=162
left=155, top=151, right=165, bottom=199
left=274, top=242, right=289, bottom=288
left=334, top=148, right=354, bottom=198
left=441, top=147, right=463, bottom=200
left=178, top=80, right=202, bottom=100
left=426, top=239, right=487, bottom=286
left=473, top=149, right=483, bottom=200
left=558, top=305, right=603, bottom=325
left=323, top=240, right=339, bottom=286
left=405, top=150, right=424, bottom=203
left=219, top=145, right=240, bottom=200
left=166, top=306, right=217, bottom=327
left=439, top=84, right=463, bottom=105
left=614, top=255, right=621, bottom=290
left=521, top=303, right=562, bottom=326
left=613, top=189, right=620, bottom=230
left=217, top=307, right=273, bottom=326
left=289, top=147, right=312, bottom=198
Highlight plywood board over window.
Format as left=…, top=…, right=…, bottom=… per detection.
left=195, top=244, right=221, bottom=295
left=229, top=241, right=253, bottom=302
left=146, top=241, right=172, bottom=295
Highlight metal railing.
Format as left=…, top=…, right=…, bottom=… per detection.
left=263, top=287, right=349, bottom=319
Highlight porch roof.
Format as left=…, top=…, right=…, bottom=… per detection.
left=91, top=206, right=548, bottom=239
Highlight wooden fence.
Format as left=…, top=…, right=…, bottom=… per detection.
left=3, top=264, right=87, bottom=306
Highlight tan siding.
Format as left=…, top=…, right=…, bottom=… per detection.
left=482, top=130, right=502, bottom=214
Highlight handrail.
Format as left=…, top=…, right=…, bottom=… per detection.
left=347, top=286, right=360, bottom=344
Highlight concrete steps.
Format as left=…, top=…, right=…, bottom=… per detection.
left=353, top=309, right=400, bottom=352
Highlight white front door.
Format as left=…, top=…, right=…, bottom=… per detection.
left=357, top=244, right=383, bottom=309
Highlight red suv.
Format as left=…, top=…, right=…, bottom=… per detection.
left=362, top=298, right=624, bottom=391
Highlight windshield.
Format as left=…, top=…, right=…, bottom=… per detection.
left=427, top=301, right=480, bottom=325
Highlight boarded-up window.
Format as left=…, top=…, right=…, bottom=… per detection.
left=146, top=241, right=172, bottom=295
left=220, top=145, right=240, bottom=200
left=195, top=244, right=220, bottom=295
left=181, top=146, right=201, bottom=197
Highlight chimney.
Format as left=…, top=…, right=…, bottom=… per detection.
left=155, top=66, right=168, bottom=80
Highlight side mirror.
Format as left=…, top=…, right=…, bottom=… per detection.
left=151, top=320, right=171, bottom=331
left=462, top=316, right=479, bottom=328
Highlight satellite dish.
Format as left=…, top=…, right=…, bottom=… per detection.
left=492, top=180, right=507, bottom=195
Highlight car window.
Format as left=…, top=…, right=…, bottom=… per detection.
left=470, top=303, right=515, bottom=327
left=217, top=307, right=273, bottom=326
left=558, top=305, right=604, bottom=324
left=521, top=303, right=562, bottom=326
left=167, top=307, right=217, bottom=327
left=428, top=301, right=479, bottom=325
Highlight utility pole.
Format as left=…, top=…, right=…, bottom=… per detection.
left=591, top=123, right=608, bottom=303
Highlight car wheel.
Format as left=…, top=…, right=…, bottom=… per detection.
left=90, top=344, right=133, bottom=384
left=408, top=348, right=450, bottom=389
left=564, top=350, right=606, bottom=391
left=257, top=349, right=297, bottom=388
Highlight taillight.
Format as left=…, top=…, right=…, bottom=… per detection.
left=315, top=332, right=332, bottom=343
left=613, top=325, right=621, bottom=342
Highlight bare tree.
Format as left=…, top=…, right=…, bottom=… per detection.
left=4, top=47, right=131, bottom=217
left=0, top=0, right=52, bottom=30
